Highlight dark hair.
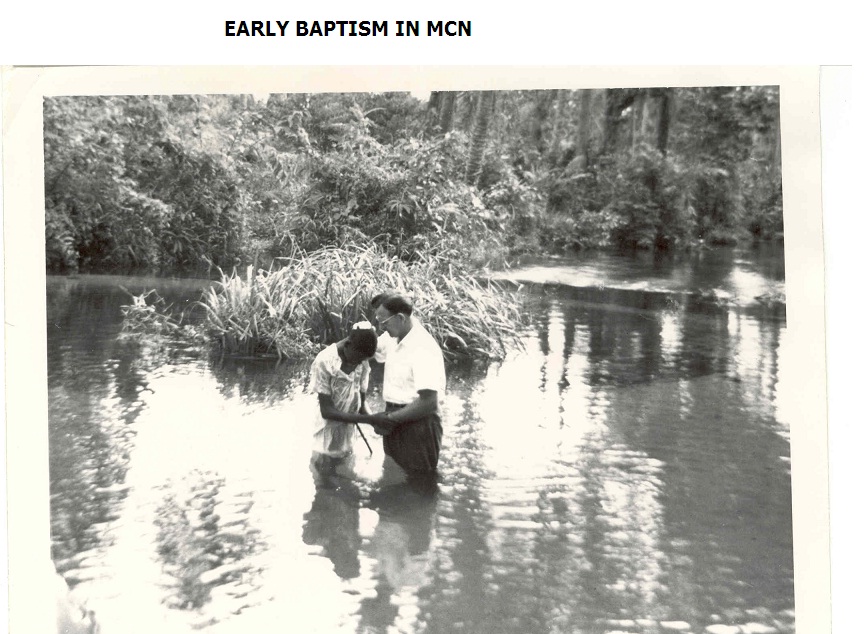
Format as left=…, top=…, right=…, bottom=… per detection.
left=347, top=328, right=378, bottom=358
left=379, top=294, right=413, bottom=317
left=370, top=291, right=396, bottom=310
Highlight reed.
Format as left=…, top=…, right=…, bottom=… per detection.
left=119, top=289, right=182, bottom=339
left=197, top=264, right=317, bottom=359
left=198, top=243, right=526, bottom=361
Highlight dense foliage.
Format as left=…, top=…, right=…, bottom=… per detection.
left=45, top=87, right=782, bottom=273
left=45, top=97, right=249, bottom=271
left=121, top=243, right=526, bottom=361
left=198, top=243, right=525, bottom=361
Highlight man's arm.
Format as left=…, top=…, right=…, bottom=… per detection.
left=388, top=389, right=438, bottom=422
left=318, top=393, right=372, bottom=424
left=368, top=389, right=438, bottom=434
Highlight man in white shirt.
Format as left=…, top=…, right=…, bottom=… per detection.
left=368, top=293, right=446, bottom=474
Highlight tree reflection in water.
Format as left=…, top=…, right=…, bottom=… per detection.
left=153, top=471, right=264, bottom=610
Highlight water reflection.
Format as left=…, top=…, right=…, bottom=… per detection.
left=47, top=276, right=210, bottom=568
left=210, top=356, right=311, bottom=406
left=303, top=455, right=364, bottom=580
left=361, top=470, right=438, bottom=633
left=47, top=247, right=793, bottom=633
left=153, top=471, right=264, bottom=610
left=299, top=449, right=442, bottom=632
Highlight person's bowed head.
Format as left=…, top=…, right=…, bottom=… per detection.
left=341, top=321, right=377, bottom=365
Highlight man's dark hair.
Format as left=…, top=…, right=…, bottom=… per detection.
left=370, top=290, right=397, bottom=310
left=347, top=327, right=378, bottom=358
left=380, top=294, right=413, bottom=317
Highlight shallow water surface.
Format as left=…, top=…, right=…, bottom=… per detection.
left=47, top=247, right=792, bottom=634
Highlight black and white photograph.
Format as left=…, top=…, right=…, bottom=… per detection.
left=3, top=66, right=830, bottom=634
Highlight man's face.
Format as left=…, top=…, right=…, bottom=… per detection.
left=375, top=306, right=402, bottom=338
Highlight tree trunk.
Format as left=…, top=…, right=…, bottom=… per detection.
left=459, top=92, right=476, bottom=130
left=426, top=91, right=443, bottom=134
left=656, top=88, right=674, bottom=156
left=770, top=118, right=782, bottom=181
left=630, top=92, right=642, bottom=149
left=578, top=90, right=593, bottom=162
left=439, top=91, right=457, bottom=133
left=530, top=90, right=554, bottom=156
left=550, top=90, right=567, bottom=148
left=640, top=93, right=652, bottom=143
left=601, top=88, right=639, bottom=155
left=466, top=91, right=496, bottom=186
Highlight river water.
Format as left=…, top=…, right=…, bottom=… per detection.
left=47, top=245, right=792, bottom=634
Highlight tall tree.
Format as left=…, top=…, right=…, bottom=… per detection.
left=601, top=88, right=638, bottom=156
left=578, top=90, right=593, bottom=163
left=549, top=89, right=568, bottom=156
left=529, top=90, right=555, bottom=157
left=466, top=91, right=496, bottom=185
left=459, top=92, right=477, bottom=130
left=439, top=91, right=458, bottom=133
left=769, top=113, right=782, bottom=182
left=425, top=91, right=443, bottom=134
left=656, top=88, right=674, bottom=156
left=639, top=92, right=653, bottom=146
left=424, top=91, right=458, bottom=135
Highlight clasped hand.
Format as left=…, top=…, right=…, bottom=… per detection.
left=363, top=412, right=398, bottom=436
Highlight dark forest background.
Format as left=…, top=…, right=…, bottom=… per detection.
left=44, top=87, right=782, bottom=274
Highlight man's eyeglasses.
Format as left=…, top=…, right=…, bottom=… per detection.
left=377, top=313, right=399, bottom=329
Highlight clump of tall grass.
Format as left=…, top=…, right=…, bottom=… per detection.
left=198, top=265, right=318, bottom=359
left=198, top=243, right=526, bottom=361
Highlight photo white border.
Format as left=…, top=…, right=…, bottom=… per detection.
left=3, top=65, right=829, bottom=633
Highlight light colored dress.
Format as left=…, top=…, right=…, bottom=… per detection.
left=308, top=343, right=370, bottom=456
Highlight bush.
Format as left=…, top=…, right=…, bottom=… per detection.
left=133, top=139, right=249, bottom=269
left=119, top=290, right=181, bottom=338
left=482, top=166, right=544, bottom=234
left=197, top=265, right=318, bottom=359
left=599, top=150, right=683, bottom=249
left=535, top=209, right=627, bottom=252
left=747, top=188, right=783, bottom=242
left=45, top=202, right=78, bottom=272
left=196, top=243, right=526, bottom=361
left=541, top=149, right=697, bottom=251
left=44, top=96, right=249, bottom=273
left=683, top=163, right=741, bottom=245
left=740, top=159, right=784, bottom=241
left=258, top=117, right=519, bottom=269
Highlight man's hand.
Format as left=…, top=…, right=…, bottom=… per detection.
left=367, top=412, right=398, bottom=436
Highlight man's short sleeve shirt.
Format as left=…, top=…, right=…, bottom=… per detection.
left=380, top=318, right=446, bottom=405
